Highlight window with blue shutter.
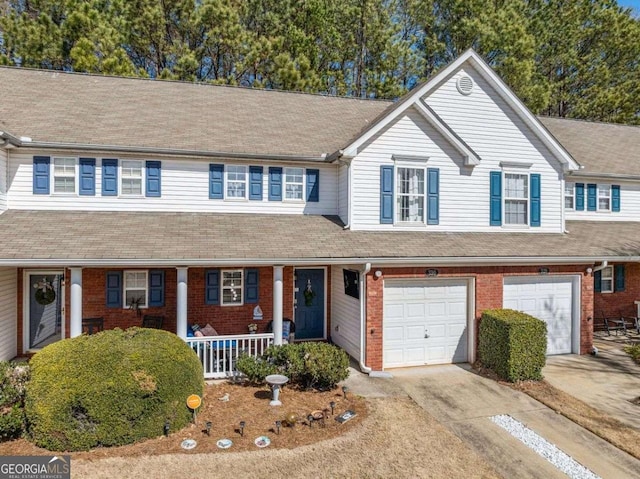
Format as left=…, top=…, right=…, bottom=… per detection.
left=33, top=156, right=50, bottom=194
left=594, top=269, right=601, bottom=293
left=427, top=168, right=439, bottom=225
left=79, top=158, right=96, bottom=196
left=145, top=161, right=161, bottom=197
left=209, top=164, right=224, bottom=199
left=380, top=165, right=394, bottom=224
left=102, top=159, right=118, bottom=196
left=612, top=185, right=620, bottom=212
left=587, top=184, right=597, bottom=211
left=249, top=166, right=263, bottom=200
left=245, top=268, right=259, bottom=304
left=205, top=269, right=220, bottom=305
left=614, top=264, right=625, bottom=292
left=490, top=171, right=502, bottom=226
left=530, top=173, right=541, bottom=227
left=269, top=167, right=282, bottom=201
left=148, top=270, right=165, bottom=307
left=575, top=183, right=584, bottom=211
left=306, top=169, right=320, bottom=202
left=106, top=271, right=122, bottom=308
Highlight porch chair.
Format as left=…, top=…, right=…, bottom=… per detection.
left=618, top=309, right=640, bottom=335
left=142, top=315, right=164, bottom=329
left=596, top=311, right=626, bottom=336
left=82, top=317, right=104, bottom=335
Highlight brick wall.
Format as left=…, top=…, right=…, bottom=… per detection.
left=594, top=262, right=640, bottom=323
left=365, top=265, right=594, bottom=371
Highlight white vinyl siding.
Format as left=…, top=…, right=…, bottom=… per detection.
left=0, top=149, right=7, bottom=211
left=284, top=167, right=304, bottom=201
left=330, top=266, right=361, bottom=359
left=52, top=157, right=76, bottom=194
left=0, top=268, right=17, bottom=360
left=504, top=173, right=529, bottom=225
left=221, top=269, right=243, bottom=306
left=600, top=266, right=613, bottom=293
left=226, top=165, right=247, bottom=199
left=124, top=270, right=148, bottom=308
left=565, top=180, right=640, bottom=221
left=7, top=152, right=337, bottom=215
left=121, top=160, right=143, bottom=196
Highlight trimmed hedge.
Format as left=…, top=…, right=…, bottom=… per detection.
left=237, top=342, right=349, bottom=390
left=0, top=361, right=30, bottom=441
left=479, top=309, right=547, bottom=382
left=25, top=328, right=203, bottom=451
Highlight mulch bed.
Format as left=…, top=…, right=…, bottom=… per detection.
left=0, top=382, right=366, bottom=460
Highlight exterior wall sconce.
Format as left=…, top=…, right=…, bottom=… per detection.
left=374, top=270, right=383, bottom=278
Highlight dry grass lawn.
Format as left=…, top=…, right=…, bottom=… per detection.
left=514, top=380, right=640, bottom=460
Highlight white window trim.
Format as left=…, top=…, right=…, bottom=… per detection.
left=51, top=156, right=78, bottom=195
left=123, top=270, right=149, bottom=309
left=564, top=182, right=575, bottom=211
left=221, top=269, right=244, bottom=306
left=600, top=265, right=613, bottom=293
left=502, top=170, right=530, bottom=228
left=283, top=167, right=306, bottom=203
left=394, top=164, right=427, bottom=225
left=120, top=160, right=145, bottom=197
left=597, top=184, right=611, bottom=212
left=224, top=164, right=249, bottom=201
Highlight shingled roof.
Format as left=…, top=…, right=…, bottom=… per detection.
left=0, top=210, right=638, bottom=265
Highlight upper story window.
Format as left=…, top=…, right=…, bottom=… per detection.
left=396, top=167, right=425, bottom=223
left=124, top=270, right=148, bottom=308
left=600, top=266, right=613, bottom=293
left=564, top=183, right=574, bottom=210
left=504, top=173, right=528, bottom=225
left=221, top=269, right=243, bottom=306
left=121, top=160, right=143, bottom=196
left=284, top=167, right=304, bottom=201
left=53, top=157, right=76, bottom=194
left=598, top=184, right=611, bottom=211
left=226, top=165, right=248, bottom=199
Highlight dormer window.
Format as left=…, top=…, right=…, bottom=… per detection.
left=564, top=183, right=574, bottom=210
left=53, top=157, right=76, bottom=194
left=598, top=184, right=611, bottom=211
left=504, top=173, right=529, bottom=225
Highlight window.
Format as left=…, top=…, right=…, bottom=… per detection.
left=53, top=157, right=76, bottom=193
left=226, top=165, right=247, bottom=199
left=564, top=183, right=574, bottom=209
left=284, top=168, right=304, bottom=201
left=600, top=266, right=613, bottom=293
left=598, top=184, right=611, bottom=211
left=504, top=173, right=528, bottom=225
left=124, top=270, right=148, bottom=308
left=221, top=269, right=243, bottom=306
left=396, top=167, right=425, bottom=222
left=121, top=160, right=143, bottom=195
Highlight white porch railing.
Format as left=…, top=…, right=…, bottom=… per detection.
left=185, top=333, right=275, bottom=379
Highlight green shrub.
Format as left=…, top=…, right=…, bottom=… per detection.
left=25, top=328, right=203, bottom=451
left=479, top=309, right=547, bottom=382
left=235, top=355, right=277, bottom=384
left=624, top=344, right=640, bottom=365
left=0, top=361, right=30, bottom=441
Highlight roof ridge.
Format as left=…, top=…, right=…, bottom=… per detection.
left=538, top=115, right=640, bottom=129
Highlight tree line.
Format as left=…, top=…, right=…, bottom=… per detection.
left=0, top=0, right=638, bottom=124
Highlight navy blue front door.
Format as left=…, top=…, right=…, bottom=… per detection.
left=295, top=269, right=325, bottom=340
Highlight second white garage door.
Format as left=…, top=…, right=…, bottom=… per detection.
left=383, top=279, right=469, bottom=368
left=503, top=276, right=577, bottom=355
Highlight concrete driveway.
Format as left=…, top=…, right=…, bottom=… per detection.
left=385, top=364, right=640, bottom=479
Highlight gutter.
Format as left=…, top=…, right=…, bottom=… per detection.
left=358, top=263, right=372, bottom=374
left=591, top=261, right=608, bottom=273
left=567, top=171, right=640, bottom=182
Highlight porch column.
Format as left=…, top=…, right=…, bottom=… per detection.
left=273, top=265, right=284, bottom=346
left=176, top=267, right=188, bottom=339
left=69, top=267, right=83, bottom=338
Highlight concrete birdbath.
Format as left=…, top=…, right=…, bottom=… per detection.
left=265, top=374, right=289, bottom=406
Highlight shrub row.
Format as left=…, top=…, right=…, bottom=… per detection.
left=0, top=361, right=30, bottom=441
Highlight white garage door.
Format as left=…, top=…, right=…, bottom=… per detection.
left=383, top=279, right=469, bottom=368
left=503, top=276, right=576, bottom=355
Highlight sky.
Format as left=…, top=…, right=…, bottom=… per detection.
left=618, top=0, right=640, bottom=12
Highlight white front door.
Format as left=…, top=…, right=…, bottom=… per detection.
left=383, top=279, right=469, bottom=368
left=24, top=271, right=64, bottom=351
left=503, top=276, right=577, bottom=355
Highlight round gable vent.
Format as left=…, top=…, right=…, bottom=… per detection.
left=456, top=75, right=474, bottom=95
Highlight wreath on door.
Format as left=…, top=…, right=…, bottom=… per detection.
left=33, top=278, right=56, bottom=305
left=303, top=281, right=316, bottom=307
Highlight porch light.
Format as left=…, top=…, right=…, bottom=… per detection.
left=329, top=401, right=335, bottom=415
left=164, top=420, right=170, bottom=437
left=342, top=386, right=349, bottom=399
left=374, top=270, right=383, bottom=278
left=275, top=420, right=281, bottom=435
left=205, top=421, right=212, bottom=436
left=239, top=420, right=245, bottom=437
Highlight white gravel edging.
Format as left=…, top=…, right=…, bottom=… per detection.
left=490, top=414, right=600, bottom=479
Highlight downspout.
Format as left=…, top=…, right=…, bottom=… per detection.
left=343, top=160, right=352, bottom=229
left=358, top=262, right=372, bottom=373
left=592, top=261, right=608, bottom=273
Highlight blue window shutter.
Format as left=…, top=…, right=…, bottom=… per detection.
left=102, top=159, right=118, bottom=196
left=575, top=183, right=584, bottom=211
left=148, top=270, right=165, bottom=307
left=249, top=166, right=263, bottom=200
left=245, top=268, right=259, bottom=304
left=490, top=171, right=502, bottom=226
left=587, top=183, right=597, bottom=211
left=106, top=271, right=122, bottom=308
left=269, top=167, right=282, bottom=201
left=594, top=270, right=602, bottom=293
left=33, top=156, right=50, bottom=194
left=209, top=164, right=224, bottom=199
left=205, top=269, right=220, bottom=305
left=427, top=168, right=439, bottom=225
left=306, top=169, right=320, bottom=202
left=79, top=158, right=96, bottom=196
left=530, top=173, right=541, bottom=227
left=380, top=165, right=394, bottom=224
left=614, top=264, right=625, bottom=292
left=612, top=185, right=620, bottom=212
left=145, top=160, right=161, bottom=197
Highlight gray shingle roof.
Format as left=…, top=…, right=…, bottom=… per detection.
left=0, top=210, right=637, bottom=263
